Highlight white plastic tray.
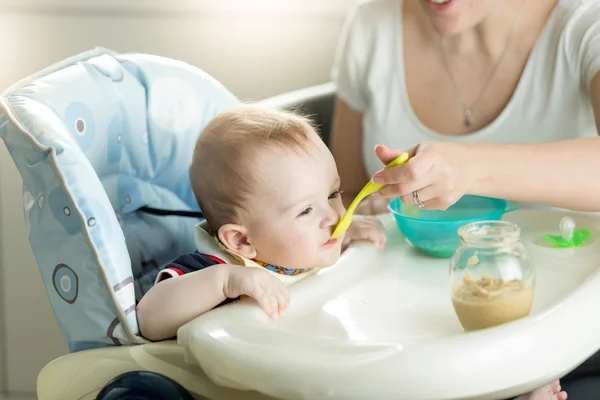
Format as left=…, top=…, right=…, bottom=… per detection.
left=179, top=210, right=600, bottom=400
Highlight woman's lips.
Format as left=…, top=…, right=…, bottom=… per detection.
left=424, top=0, right=455, bottom=12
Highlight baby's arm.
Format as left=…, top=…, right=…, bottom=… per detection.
left=136, top=263, right=232, bottom=341
left=137, top=262, right=290, bottom=341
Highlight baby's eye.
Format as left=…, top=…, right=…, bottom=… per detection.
left=298, top=207, right=313, bottom=217
left=328, top=190, right=343, bottom=200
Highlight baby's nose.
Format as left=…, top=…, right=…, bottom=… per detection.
left=322, top=207, right=341, bottom=229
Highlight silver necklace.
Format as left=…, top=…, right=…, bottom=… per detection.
left=439, top=2, right=524, bottom=127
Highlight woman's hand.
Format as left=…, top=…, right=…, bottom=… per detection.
left=371, top=142, right=475, bottom=210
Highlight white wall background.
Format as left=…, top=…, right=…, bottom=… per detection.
left=0, top=0, right=354, bottom=99
left=0, top=0, right=355, bottom=396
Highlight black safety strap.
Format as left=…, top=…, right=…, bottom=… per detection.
left=137, top=206, right=204, bottom=219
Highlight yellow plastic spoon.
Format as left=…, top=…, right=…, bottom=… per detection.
left=330, top=153, right=409, bottom=239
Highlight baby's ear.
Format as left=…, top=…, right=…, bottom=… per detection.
left=218, top=224, right=257, bottom=259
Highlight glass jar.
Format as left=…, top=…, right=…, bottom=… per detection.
left=449, top=220, right=535, bottom=332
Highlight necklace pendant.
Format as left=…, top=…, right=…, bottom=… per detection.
left=464, top=109, right=473, bottom=127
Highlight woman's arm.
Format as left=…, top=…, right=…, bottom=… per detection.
left=376, top=134, right=600, bottom=212
left=463, top=139, right=600, bottom=210
left=330, top=98, right=369, bottom=207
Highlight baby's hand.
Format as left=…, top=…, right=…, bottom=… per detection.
left=343, top=215, right=388, bottom=251
left=224, top=266, right=290, bottom=318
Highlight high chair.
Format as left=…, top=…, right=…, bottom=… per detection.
left=3, top=48, right=600, bottom=400
left=0, top=47, right=332, bottom=400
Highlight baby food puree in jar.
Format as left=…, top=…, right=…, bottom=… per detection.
left=449, top=220, right=535, bottom=332
left=452, top=271, right=534, bottom=331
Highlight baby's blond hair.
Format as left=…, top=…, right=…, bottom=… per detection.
left=190, top=106, right=316, bottom=234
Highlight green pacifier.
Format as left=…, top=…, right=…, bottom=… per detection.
left=542, top=216, right=591, bottom=248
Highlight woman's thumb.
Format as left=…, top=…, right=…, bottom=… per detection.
left=374, top=144, right=406, bottom=166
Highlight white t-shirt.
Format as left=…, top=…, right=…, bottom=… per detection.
left=332, top=0, right=600, bottom=177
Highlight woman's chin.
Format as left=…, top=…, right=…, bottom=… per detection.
left=428, top=18, right=471, bottom=37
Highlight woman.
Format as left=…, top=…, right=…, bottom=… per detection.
left=330, top=0, right=600, bottom=213
left=329, top=0, right=600, bottom=398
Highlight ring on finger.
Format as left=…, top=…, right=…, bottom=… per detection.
left=412, top=191, right=424, bottom=208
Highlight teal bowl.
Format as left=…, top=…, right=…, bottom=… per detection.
left=388, top=195, right=518, bottom=258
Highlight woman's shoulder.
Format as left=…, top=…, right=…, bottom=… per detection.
left=550, top=0, right=600, bottom=59
left=552, top=0, right=600, bottom=28
left=555, top=0, right=600, bottom=91
left=559, top=0, right=600, bottom=12
left=342, top=0, right=403, bottom=48
left=349, top=0, right=401, bottom=26
left=522, top=0, right=600, bottom=95
left=353, top=0, right=400, bottom=14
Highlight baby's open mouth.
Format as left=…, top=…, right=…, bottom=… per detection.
left=323, top=238, right=339, bottom=246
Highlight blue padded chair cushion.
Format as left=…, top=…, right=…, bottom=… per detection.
left=0, top=48, right=240, bottom=351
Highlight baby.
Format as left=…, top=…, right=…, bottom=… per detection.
left=136, top=106, right=387, bottom=341
left=136, top=106, right=566, bottom=400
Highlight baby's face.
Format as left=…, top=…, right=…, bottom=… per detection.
left=243, top=132, right=346, bottom=269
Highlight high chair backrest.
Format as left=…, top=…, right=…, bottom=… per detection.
left=0, top=48, right=239, bottom=351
